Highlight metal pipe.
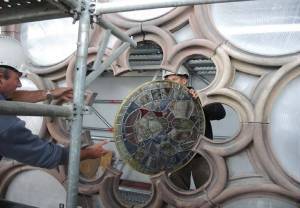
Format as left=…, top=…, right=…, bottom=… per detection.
left=96, top=18, right=137, bottom=47
left=0, top=101, right=71, bottom=117
left=83, top=126, right=114, bottom=132
left=66, top=0, right=91, bottom=207
left=94, top=99, right=123, bottom=104
left=95, top=0, right=256, bottom=14
left=194, top=74, right=210, bottom=85
left=90, top=106, right=112, bottom=128
left=152, top=71, right=161, bottom=81
left=85, top=42, right=130, bottom=86
left=91, top=29, right=111, bottom=72
left=91, top=136, right=114, bottom=140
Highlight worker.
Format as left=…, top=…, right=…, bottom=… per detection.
left=164, top=65, right=226, bottom=190
left=0, top=36, right=109, bottom=168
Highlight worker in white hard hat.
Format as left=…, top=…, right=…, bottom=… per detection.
left=164, top=65, right=226, bottom=190
left=163, top=65, right=199, bottom=98
left=0, top=36, right=109, bottom=168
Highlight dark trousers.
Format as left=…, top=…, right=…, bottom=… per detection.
left=169, top=154, right=210, bottom=190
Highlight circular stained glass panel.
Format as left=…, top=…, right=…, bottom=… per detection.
left=114, top=81, right=205, bottom=175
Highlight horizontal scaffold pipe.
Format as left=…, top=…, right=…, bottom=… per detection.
left=0, top=101, right=72, bottom=117
left=95, top=0, right=256, bottom=14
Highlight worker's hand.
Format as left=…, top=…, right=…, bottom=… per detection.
left=80, top=140, right=110, bottom=160
left=188, top=88, right=199, bottom=99
left=51, top=87, right=73, bottom=102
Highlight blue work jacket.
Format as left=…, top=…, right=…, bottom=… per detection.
left=0, top=94, right=68, bottom=168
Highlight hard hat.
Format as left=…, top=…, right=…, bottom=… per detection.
left=163, top=65, right=190, bottom=79
left=0, top=36, right=28, bottom=74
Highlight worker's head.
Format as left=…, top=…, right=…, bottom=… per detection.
left=163, top=65, right=189, bottom=86
left=0, top=36, right=27, bottom=96
left=0, top=65, right=22, bottom=97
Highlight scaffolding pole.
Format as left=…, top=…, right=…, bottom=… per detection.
left=96, top=18, right=137, bottom=47
left=91, top=29, right=111, bottom=72
left=94, top=0, right=256, bottom=14
left=85, top=42, right=130, bottom=86
left=66, top=0, right=91, bottom=207
left=0, top=101, right=71, bottom=117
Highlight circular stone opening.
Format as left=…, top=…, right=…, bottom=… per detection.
left=4, top=170, right=66, bottom=207
left=186, top=55, right=217, bottom=90
left=20, top=18, right=78, bottom=67
left=208, top=103, right=240, bottom=141
left=270, top=76, right=300, bottom=182
left=129, top=40, right=163, bottom=71
left=115, top=166, right=153, bottom=206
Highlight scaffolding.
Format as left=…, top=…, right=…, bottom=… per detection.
left=0, top=0, right=256, bottom=207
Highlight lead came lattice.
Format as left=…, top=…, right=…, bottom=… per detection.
left=114, top=80, right=205, bottom=175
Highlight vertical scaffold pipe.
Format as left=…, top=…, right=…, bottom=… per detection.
left=66, top=0, right=91, bottom=207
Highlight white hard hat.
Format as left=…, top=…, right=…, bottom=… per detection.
left=163, top=65, right=190, bottom=79
left=0, top=36, right=28, bottom=74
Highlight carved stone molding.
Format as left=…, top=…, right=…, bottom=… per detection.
left=196, top=88, right=255, bottom=156
left=231, top=59, right=279, bottom=76
left=254, top=58, right=300, bottom=123
left=46, top=117, right=70, bottom=145
left=202, top=185, right=300, bottom=208
left=112, top=25, right=176, bottom=75
left=98, top=167, right=157, bottom=208
left=0, top=160, right=65, bottom=198
left=43, top=79, right=70, bottom=145
left=96, top=151, right=225, bottom=208
left=254, top=124, right=300, bottom=195
left=252, top=58, right=300, bottom=194
left=77, top=166, right=108, bottom=195
left=103, top=6, right=192, bottom=32
left=202, top=88, right=254, bottom=122
left=27, top=57, right=72, bottom=79
left=147, top=151, right=226, bottom=208
left=162, top=39, right=233, bottom=92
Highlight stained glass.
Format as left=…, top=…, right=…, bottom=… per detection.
left=114, top=81, right=205, bottom=175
